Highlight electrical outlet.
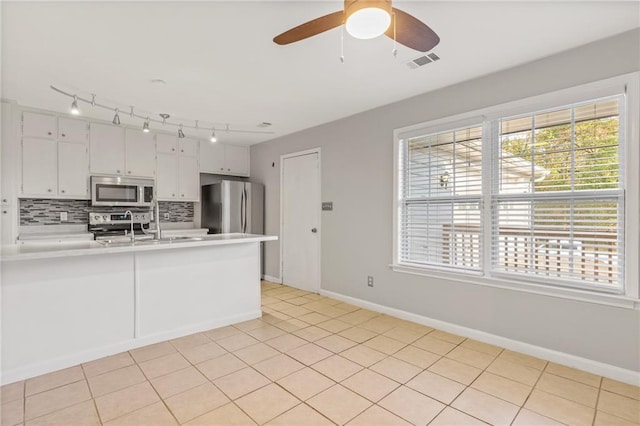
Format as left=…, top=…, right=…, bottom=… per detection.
left=60, top=212, right=68, bottom=222
left=163, top=212, right=170, bottom=220
left=367, top=276, right=374, bottom=287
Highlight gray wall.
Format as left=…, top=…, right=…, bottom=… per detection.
left=250, top=29, right=640, bottom=371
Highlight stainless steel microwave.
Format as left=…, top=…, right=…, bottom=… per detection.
left=90, top=176, right=154, bottom=207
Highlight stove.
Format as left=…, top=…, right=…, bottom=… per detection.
left=89, top=211, right=152, bottom=242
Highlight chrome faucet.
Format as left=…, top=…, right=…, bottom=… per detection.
left=153, top=196, right=162, bottom=240
left=124, top=210, right=135, bottom=242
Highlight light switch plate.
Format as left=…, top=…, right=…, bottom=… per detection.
left=322, top=202, right=333, bottom=211
left=60, top=212, right=68, bottom=222
left=164, top=213, right=170, bottom=220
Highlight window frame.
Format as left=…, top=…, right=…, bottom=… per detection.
left=392, top=73, right=640, bottom=309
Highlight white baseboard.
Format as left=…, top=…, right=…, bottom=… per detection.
left=1, top=310, right=262, bottom=385
left=320, top=289, right=640, bottom=386
left=262, top=274, right=282, bottom=284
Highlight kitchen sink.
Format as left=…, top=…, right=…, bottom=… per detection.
left=97, top=236, right=205, bottom=246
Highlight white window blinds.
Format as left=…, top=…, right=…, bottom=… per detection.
left=493, top=96, right=624, bottom=290
left=398, top=124, right=483, bottom=272
left=396, top=94, right=626, bottom=293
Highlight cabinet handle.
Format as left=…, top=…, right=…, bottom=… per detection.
left=61, top=190, right=66, bottom=193
left=181, top=194, right=184, bottom=197
left=2, top=210, right=7, bottom=214
left=220, top=168, right=224, bottom=171
left=117, top=170, right=121, bottom=173
left=47, top=132, right=52, bottom=136
left=172, top=148, right=175, bottom=152
left=227, top=168, right=231, bottom=171
left=61, top=133, right=66, bottom=137
left=172, top=193, right=175, bottom=197
left=128, top=171, right=131, bottom=174
left=2, top=198, right=7, bottom=203
left=47, top=189, right=52, bottom=192
left=181, top=149, right=184, bottom=153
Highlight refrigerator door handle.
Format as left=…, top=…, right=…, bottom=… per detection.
left=243, top=186, right=248, bottom=233
left=240, top=188, right=245, bottom=234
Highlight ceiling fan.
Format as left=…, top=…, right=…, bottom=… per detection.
left=273, top=0, right=440, bottom=52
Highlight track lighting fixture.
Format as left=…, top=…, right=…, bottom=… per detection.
left=50, top=85, right=275, bottom=140
left=112, top=108, right=121, bottom=125
left=70, top=95, right=80, bottom=115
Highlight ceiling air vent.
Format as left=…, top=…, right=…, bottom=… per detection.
left=406, top=52, right=440, bottom=69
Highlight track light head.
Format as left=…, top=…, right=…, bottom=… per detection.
left=210, top=129, right=217, bottom=143
left=70, top=95, right=80, bottom=115
left=178, top=124, right=185, bottom=138
left=112, top=108, right=121, bottom=125
left=142, top=117, right=150, bottom=133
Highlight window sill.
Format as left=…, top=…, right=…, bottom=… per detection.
left=390, top=263, right=639, bottom=310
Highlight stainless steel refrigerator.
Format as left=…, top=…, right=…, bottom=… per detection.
left=201, top=181, right=264, bottom=234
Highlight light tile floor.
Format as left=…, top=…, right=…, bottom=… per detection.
left=2, top=281, right=639, bottom=425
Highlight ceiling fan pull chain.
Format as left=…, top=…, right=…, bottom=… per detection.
left=340, top=26, right=345, bottom=63
left=392, top=12, right=398, bottom=58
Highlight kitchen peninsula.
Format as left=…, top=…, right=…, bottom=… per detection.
left=1, top=233, right=276, bottom=384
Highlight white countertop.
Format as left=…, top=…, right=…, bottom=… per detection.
left=1, top=233, right=277, bottom=262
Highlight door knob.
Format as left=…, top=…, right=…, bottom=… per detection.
left=311, top=228, right=317, bottom=233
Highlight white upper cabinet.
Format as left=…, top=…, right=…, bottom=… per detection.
left=124, top=128, right=156, bottom=177
left=22, top=137, right=57, bottom=196
left=179, top=138, right=198, bottom=157
left=178, top=155, right=199, bottom=201
left=21, top=113, right=90, bottom=199
left=90, top=123, right=125, bottom=175
left=225, top=145, right=249, bottom=176
left=58, top=117, right=87, bottom=143
left=199, top=142, right=249, bottom=176
left=156, top=133, right=177, bottom=154
left=22, top=112, right=56, bottom=139
left=200, top=142, right=225, bottom=174
left=58, top=142, right=88, bottom=198
left=156, top=153, right=178, bottom=200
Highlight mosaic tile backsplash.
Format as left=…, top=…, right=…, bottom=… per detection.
left=20, top=199, right=194, bottom=225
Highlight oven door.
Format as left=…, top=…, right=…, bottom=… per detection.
left=91, top=176, right=153, bottom=207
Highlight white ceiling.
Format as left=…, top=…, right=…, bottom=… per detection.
left=2, top=1, right=639, bottom=146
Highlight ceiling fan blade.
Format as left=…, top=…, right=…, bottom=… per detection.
left=385, top=7, right=440, bottom=52
left=274, top=11, right=344, bottom=45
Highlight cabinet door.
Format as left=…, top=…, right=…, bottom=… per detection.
left=58, top=117, right=87, bottom=142
left=22, top=137, right=57, bottom=196
left=23, top=112, right=56, bottom=139
left=199, top=141, right=225, bottom=174
left=58, top=142, right=89, bottom=198
left=90, top=123, right=125, bottom=175
left=178, top=155, right=199, bottom=201
left=225, top=145, right=249, bottom=176
left=156, top=133, right=177, bottom=154
left=125, top=128, right=156, bottom=177
left=157, top=153, right=178, bottom=200
left=179, top=138, right=198, bottom=157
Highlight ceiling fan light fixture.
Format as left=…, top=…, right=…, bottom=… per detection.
left=345, top=0, right=391, bottom=40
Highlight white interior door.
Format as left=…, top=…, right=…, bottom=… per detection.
left=282, top=151, right=320, bottom=292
